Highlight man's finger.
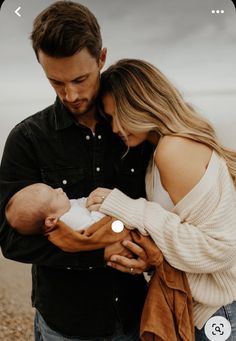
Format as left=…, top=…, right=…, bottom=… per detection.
left=122, top=240, right=147, bottom=260
left=109, top=254, right=145, bottom=269
left=107, top=261, right=141, bottom=275
left=109, top=255, right=137, bottom=269
left=109, top=253, right=149, bottom=272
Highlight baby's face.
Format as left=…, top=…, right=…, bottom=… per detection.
left=49, top=187, right=71, bottom=217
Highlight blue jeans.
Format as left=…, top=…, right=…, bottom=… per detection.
left=34, top=310, right=141, bottom=341
left=195, top=301, right=236, bottom=340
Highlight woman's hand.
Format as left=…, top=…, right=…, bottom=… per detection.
left=86, top=187, right=112, bottom=211
left=106, top=239, right=150, bottom=275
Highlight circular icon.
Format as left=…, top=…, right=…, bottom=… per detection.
left=111, top=220, right=124, bottom=233
left=204, top=316, right=231, bottom=341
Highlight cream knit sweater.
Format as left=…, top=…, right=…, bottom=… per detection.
left=100, top=151, right=236, bottom=329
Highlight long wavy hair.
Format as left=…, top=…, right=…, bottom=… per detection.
left=100, top=59, right=236, bottom=186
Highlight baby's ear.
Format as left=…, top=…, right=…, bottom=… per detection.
left=44, top=216, right=58, bottom=232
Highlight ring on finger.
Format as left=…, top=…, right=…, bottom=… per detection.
left=130, top=267, right=134, bottom=273
left=101, top=196, right=105, bottom=203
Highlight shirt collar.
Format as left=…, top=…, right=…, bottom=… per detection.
left=53, top=97, right=110, bottom=131
left=53, top=97, right=75, bottom=131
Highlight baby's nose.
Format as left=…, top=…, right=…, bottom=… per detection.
left=56, top=187, right=63, bottom=193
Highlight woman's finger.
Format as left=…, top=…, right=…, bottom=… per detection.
left=86, top=203, right=101, bottom=212
left=87, top=187, right=111, bottom=199
left=86, top=188, right=111, bottom=209
left=87, top=187, right=111, bottom=201
left=86, top=195, right=103, bottom=208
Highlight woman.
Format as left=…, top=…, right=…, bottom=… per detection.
left=87, top=59, right=236, bottom=340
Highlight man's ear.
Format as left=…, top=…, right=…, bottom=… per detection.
left=99, top=48, right=107, bottom=70
left=44, top=215, right=58, bottom=232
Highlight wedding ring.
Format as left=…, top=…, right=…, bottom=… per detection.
left=101, top=196, right=105, bottom=202
left=130, top=267, right=134, bottom=273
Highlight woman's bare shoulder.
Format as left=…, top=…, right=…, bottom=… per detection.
left=155, top=135, right=212, bottom=165
left=154, top=135, right=212, bottom=204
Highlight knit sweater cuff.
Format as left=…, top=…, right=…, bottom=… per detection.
left=100, top=188, right=148, bottom=235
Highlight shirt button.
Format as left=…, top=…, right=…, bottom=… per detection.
left=96, top=167, right=100, bottom=172
left=89, top=266, right=93, bottom=270
left=131, top=168, right=135, bottom=173
left=67, top=267, right=71, bottom=270
left=115, top=297, right=119, bottom=302
left=62, top=179, right=67, bottom=185
left=97, top=135, right=102, bottom=140
left=86, top=135, right=90, bottom=140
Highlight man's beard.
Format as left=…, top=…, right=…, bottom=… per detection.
left=64, top=96, right=97, bottom=116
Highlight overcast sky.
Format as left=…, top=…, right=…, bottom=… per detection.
left=0, top=0, right=235, bottom=156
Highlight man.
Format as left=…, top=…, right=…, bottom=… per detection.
left=0, top=1, right=152, bottom=340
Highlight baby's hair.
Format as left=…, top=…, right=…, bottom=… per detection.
left=5, top=183, right=52, bottom=235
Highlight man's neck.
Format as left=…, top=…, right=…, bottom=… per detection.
left=74, top=108, right=98, bottom=132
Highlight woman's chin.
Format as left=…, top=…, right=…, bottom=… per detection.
left=126, top=141, right=139, bottom=148
left=120, top=136, right=141, bottom=147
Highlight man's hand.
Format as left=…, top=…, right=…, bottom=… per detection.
left=106, top=239, right=150, bottom=275
left=104, top=240, right=134, bottom=261
left=86, top=187, right=112, bottom=211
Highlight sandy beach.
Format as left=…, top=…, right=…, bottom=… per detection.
left=0, top=251, right=34, bottom=341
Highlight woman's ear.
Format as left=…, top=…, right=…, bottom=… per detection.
left=44, top=215, right=58, bottom=232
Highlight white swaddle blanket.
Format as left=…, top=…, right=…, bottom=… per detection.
left=60, top=198, right=105, bottom=231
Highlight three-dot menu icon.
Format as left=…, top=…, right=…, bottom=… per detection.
left=211, top=10, right=224, bottom=14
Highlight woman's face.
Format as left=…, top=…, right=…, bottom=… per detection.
left=102, top=93, right=149, bottom=147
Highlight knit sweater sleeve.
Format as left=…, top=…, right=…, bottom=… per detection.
left=100, top=172, right=236, bottom=274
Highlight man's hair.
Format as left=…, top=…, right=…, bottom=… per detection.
left=30, top=1, right=102, bottom=61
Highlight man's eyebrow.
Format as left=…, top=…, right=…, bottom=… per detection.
left=48, top=74, right=90, bottom=83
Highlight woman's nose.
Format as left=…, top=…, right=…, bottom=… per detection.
left=112, top=119, right=120, bottom=134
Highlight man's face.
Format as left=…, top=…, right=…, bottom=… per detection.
left=38, top=48, right=106, bottom=117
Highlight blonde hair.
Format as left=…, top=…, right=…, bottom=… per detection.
left=101, top=59, right=236, bottom=186
left=5, top=183, right=52, bottom=235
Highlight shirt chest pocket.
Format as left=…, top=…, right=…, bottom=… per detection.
left=40, top=167, right=85, bottom=198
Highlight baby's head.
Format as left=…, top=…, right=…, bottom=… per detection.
left=5, top=183, right=71, bottom=235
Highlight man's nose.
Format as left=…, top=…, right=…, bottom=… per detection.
left=64, top=84, right=79, bottom=103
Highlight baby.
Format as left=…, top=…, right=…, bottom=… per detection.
left=5, top=183, right=105, bottom=235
